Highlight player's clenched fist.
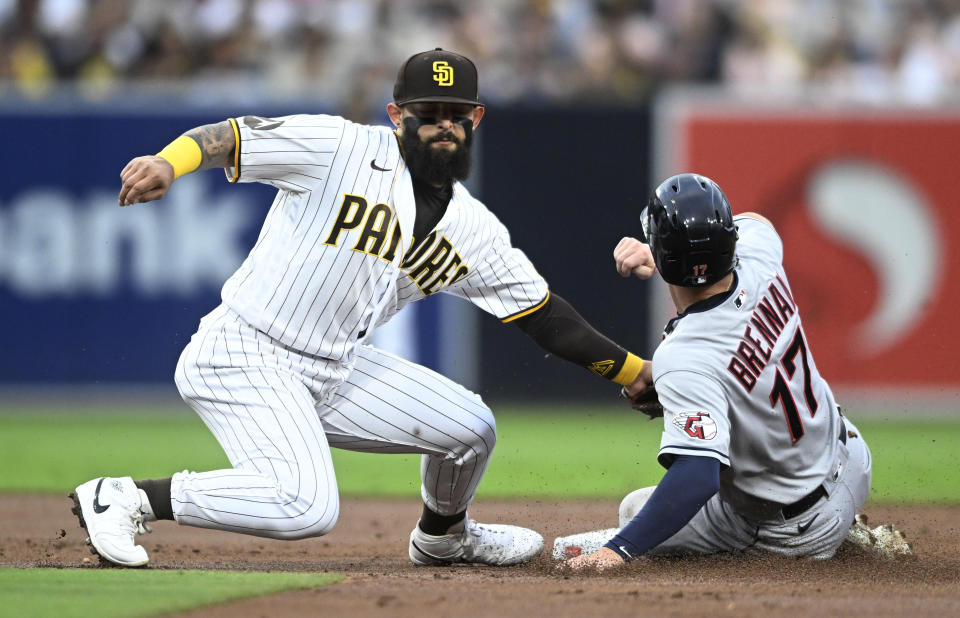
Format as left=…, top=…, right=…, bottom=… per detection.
left=118, top=155, right=175, bottom=206
left=613, top=236, right=655, bottom=279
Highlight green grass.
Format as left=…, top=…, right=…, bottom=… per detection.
left=486, top=410, right=960, bottom=503
left=855, top=418, right=959, bottom=503
left=0, top=567, right=341, bottom=618
left=0, top=407, right=957, bottom=502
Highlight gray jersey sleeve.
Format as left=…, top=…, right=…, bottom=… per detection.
left=226, top=114, right=346, bottom=193
left=734, top=216, right=782, bottom=266
left=655, top=369, right=732, bottom=468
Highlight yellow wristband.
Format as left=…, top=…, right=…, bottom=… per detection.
left=611, top=353, right=645, bottom=386
left=156, top=136, right=202, bottom=179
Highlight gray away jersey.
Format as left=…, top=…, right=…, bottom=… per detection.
left=221, top=113, right=548, bottom=362
left=652, top=217, right=842, bottom=509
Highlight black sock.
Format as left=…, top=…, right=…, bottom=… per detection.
left=134, top=477, right=174, bottom=521
left=418, top=505, right=466, bottom=535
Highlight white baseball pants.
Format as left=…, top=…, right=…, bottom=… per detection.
left=171, top=305, right=496, bottom=540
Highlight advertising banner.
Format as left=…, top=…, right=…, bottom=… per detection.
left=659, top=98, right=959, bottom=394
left=0, top=107, right=287, bottom=382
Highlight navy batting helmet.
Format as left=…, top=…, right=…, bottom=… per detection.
left=641, top=173, right=738, bottom=287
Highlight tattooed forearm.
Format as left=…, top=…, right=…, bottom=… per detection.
left=185, top=121, right=237, bottom=170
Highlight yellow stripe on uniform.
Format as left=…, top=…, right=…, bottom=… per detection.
left=501, top=291, right=551, bottom=323
left=156, top=135, right=202, bottom=179
left=226, top=117, right=241, bottom=182
left=611, top=353, right=645, bottom=386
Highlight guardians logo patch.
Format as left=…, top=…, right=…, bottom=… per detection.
left=673, top=411, right=718, bottom=440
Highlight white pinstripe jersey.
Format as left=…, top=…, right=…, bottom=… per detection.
left=652, top=217, right=842, bottom=508
left=221, top=113, right=549, bottom=362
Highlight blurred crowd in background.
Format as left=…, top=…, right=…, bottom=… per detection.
left=3, top=0, right=960, bottom=116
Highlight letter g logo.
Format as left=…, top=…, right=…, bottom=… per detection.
left=433, top=61, right=454, bottom=87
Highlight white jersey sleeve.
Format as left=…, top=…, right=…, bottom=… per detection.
left=225, top=114, right=347, bottom=193
left=446, top=215, right=550, bottom=321
left=655, top=368, right=732, bottom=468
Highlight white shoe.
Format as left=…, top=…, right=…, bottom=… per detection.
left=70, top=477, right=151, bottom=567
left=409, top=517, right=544, bottom=566
left=846, top=513, right=911, bottom=558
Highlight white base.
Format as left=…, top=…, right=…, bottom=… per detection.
left=552, top=528, right=619, bottom=561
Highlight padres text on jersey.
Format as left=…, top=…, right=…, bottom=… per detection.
left=223, top=114, right=548, bottom=362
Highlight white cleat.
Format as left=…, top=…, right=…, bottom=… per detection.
left=846, top=514, right=912, bottom=558
left=70, top=477, right=151, bottom=567
left=409, top=517, right=544, bottom=566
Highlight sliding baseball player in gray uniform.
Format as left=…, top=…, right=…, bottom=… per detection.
left=558, top=173, right=871, bottom=570
left=69, top=49, right=650, bottom=568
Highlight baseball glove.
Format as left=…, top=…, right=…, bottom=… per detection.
left=621, top=387, right=663, bottom=419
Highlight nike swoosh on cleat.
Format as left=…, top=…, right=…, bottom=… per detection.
left=370, top=159, right=392, bottom=172
left=92, top=478, right=110, bottom=514
left=797, top=513, right=819, bottom=534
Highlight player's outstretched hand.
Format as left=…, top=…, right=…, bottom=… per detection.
left=564, top=547, right=627, bottom=572
left=614, top=237, right=655, bottom=279
left=119, top=155, right=175, bottom=206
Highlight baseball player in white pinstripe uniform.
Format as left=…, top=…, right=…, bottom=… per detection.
left=555, top=174, right=872, bottom=570
left=70, top=49, right=651, bottom=567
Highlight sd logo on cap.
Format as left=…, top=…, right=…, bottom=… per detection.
left=433, top=61, right=454, bottom=87
left=394, top=48, right=482, bottom=106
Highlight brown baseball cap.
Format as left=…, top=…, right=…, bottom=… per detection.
left=393, top=48, right=483, bottom=106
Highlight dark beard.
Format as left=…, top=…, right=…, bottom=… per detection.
left=400, top=117, right=473, bottom=185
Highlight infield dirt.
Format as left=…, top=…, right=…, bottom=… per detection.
left=2, top=495, right=957, bottom=617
